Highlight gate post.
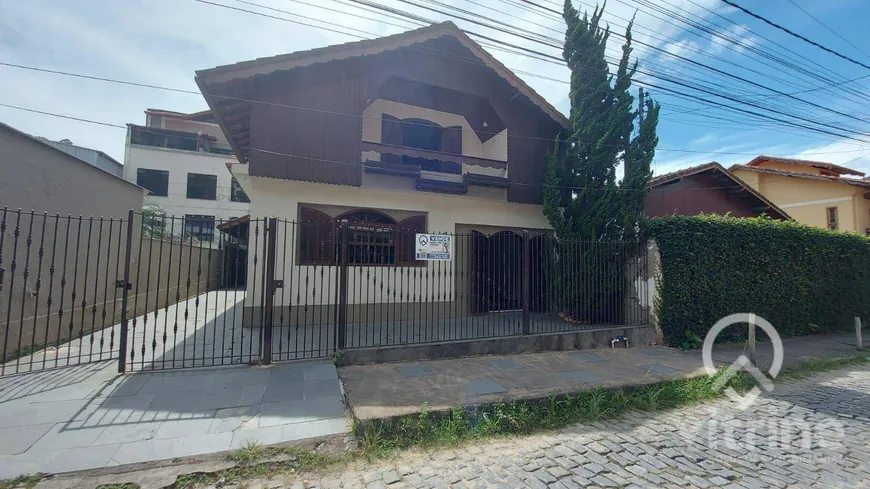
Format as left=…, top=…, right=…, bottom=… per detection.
left=262, top=217, right=278, bottom=365
left=336, top=219, right=349, bottom=350
left=522, top=230, right=531, bottom=335
left=117, top=209, right=135, bottom=374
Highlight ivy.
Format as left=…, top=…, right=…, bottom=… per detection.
left=648, top=214, right=870, bottom=346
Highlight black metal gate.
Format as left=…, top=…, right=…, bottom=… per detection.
left=0, top=208, right=278, bottom=375
left=2, top=207, right=652, bottom=376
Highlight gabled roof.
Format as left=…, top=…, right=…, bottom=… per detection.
left=746, top=155, right=865, bottom=177
left=650, top=162, right=790, bottom=220
left=731, top=163, right=870, bottom=190
left=0, top=121, right=142, bottom=191
left=195, top=22, right=569, bottom=129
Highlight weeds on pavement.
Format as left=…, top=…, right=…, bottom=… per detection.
left=354, top=368, right=760, bottom=454
left=0, top=474, right=43, bottom=489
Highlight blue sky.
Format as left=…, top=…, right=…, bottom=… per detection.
left=2, top=0, right=869, bottom=178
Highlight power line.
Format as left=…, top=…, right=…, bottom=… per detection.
left=3, top=101, right=867, bottom=160
left=785, top=0, right=870, bottom=59
left=719, top=0, right=870, bottom=71
left=10, top=101, right=868, bottom=194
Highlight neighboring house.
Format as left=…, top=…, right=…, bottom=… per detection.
left=731, top=155, right=870, bottom=234
left=0, top=121, right=144, bottom=217
left=0, top=121, right=145, bottom=362
left=37, top=138, right=124, bottom=177
left=195, top=22, right=570, bottom=323
left=646, top=162, right=789, bottom=220
left=122, top=109, right=251, bottom=242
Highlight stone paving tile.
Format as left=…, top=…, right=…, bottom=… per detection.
left=216, top=364, right=870, bottom=489
left=467, top=379, right=507, bottom=395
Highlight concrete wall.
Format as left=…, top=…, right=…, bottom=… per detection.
left=38, top=140, right=123, bottom=177
left=0, top=123, right=144, bottom=217
left=0, top=213, right=224, bottom=361
left=123, top=140, right=249, bottom=235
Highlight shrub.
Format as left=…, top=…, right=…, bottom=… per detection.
left=647, top=214, right=870, bottom=346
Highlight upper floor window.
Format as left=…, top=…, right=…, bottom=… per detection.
left=230, top=177, right=250, bottom=203
left=136, top=168, right=169, bottom=197
left=381, top=115, right=462, bottom=173
left=184, top=214, right=215, bottom=242
left=187, top=173, right=217, bottom=200
left=826, top=207, right=838, bottom=230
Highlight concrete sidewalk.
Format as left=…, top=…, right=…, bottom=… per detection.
left=339, top=333, right=863, bottom=421
left=0, top=360, right=348, bottom=479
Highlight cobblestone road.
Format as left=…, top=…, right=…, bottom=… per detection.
left=239, top=365, right=870, bottom=489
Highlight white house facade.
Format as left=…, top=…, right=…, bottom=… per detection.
left=122, top=109, right=250, bottom=242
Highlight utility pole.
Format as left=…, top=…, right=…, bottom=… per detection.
left=638, top=87, right=645, bottom=128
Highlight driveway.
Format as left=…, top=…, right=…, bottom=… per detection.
left=0, top=290, right=348, bottom=479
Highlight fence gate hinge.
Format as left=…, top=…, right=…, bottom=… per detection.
left=272, top=280, right=284, bottom=294
left=115, top=280, right=132, bottom=290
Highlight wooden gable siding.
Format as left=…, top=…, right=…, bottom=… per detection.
left=249, top=66, right=365, bottom=186
left=645, top=172, right=764, bottom=218
left=246, top=38, right=563, bottom=202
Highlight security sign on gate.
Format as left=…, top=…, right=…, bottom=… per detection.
left=415, top=233, right=452, bottom=261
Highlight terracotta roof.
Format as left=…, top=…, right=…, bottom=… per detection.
left=745, top=155, right=864, bottom=177
left=731, top=164, right=870, bottom=189
left=650, top=162, right=790, bottom=220
left=649, top=161, right=721, bottom=187
left=194, top=21, right=569, bottom=129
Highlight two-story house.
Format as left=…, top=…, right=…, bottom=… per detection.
left=122, top=109, right=250, bottom=242
left=194, top=22, right=570, bottom=327
left=731, top=155, right=870, bottom=234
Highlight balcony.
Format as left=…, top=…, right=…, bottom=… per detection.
left=361, top=141, right=509, bottom=195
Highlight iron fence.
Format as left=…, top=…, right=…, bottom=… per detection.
left=0, top=208, right=653, bottom=376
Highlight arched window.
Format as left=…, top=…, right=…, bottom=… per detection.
left=297, top=207, right=426, bottom=265
left=340, top=210, right=397, bottom=265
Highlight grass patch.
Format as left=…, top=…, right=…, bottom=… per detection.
left=355, top=355, right=870, bottom=455
left=355, top=369, right=758, bottom=455
left=779, top=354, right=869, bottom=380
left=0, top=474, right=44, bottom=489
left=171, top=445, right=339, bottom=488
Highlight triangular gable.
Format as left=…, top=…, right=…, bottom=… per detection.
left=195, top=22, right=568, bottom=129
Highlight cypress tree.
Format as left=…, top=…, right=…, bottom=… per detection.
left=542, top=1, right=660, bottom=321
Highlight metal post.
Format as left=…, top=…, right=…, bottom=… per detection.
left=522, top=230, right=531, bottom=335
left=748, top=312, right=757, bottom=366
left=856, top=317, right=864, bottom=350
left=117, top=209, right=135, bottom=374
left=262, top=217, right=278, bottom=365
left=337, top=219, right=349, bottom=350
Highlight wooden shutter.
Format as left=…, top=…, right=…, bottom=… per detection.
left=441, top=125, right=462, bottom=154
left=381, top=114, right=403, bottom=145
left=299, top=207, right=335, bottom=264
left=396, top=215, right=426, bottom=265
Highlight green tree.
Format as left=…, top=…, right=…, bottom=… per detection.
left=542, top=2, right=660, bottom=322
left=543, top=2, right=660, bottom=242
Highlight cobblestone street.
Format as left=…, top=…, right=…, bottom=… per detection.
left=242, top=365, right=870, bottom=489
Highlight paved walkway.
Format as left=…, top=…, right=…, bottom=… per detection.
left=221, top=363, right=870, bottom=489
left=340, top=333, right=862, bottom=420
left=0, top=360, right=348, bottom=479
